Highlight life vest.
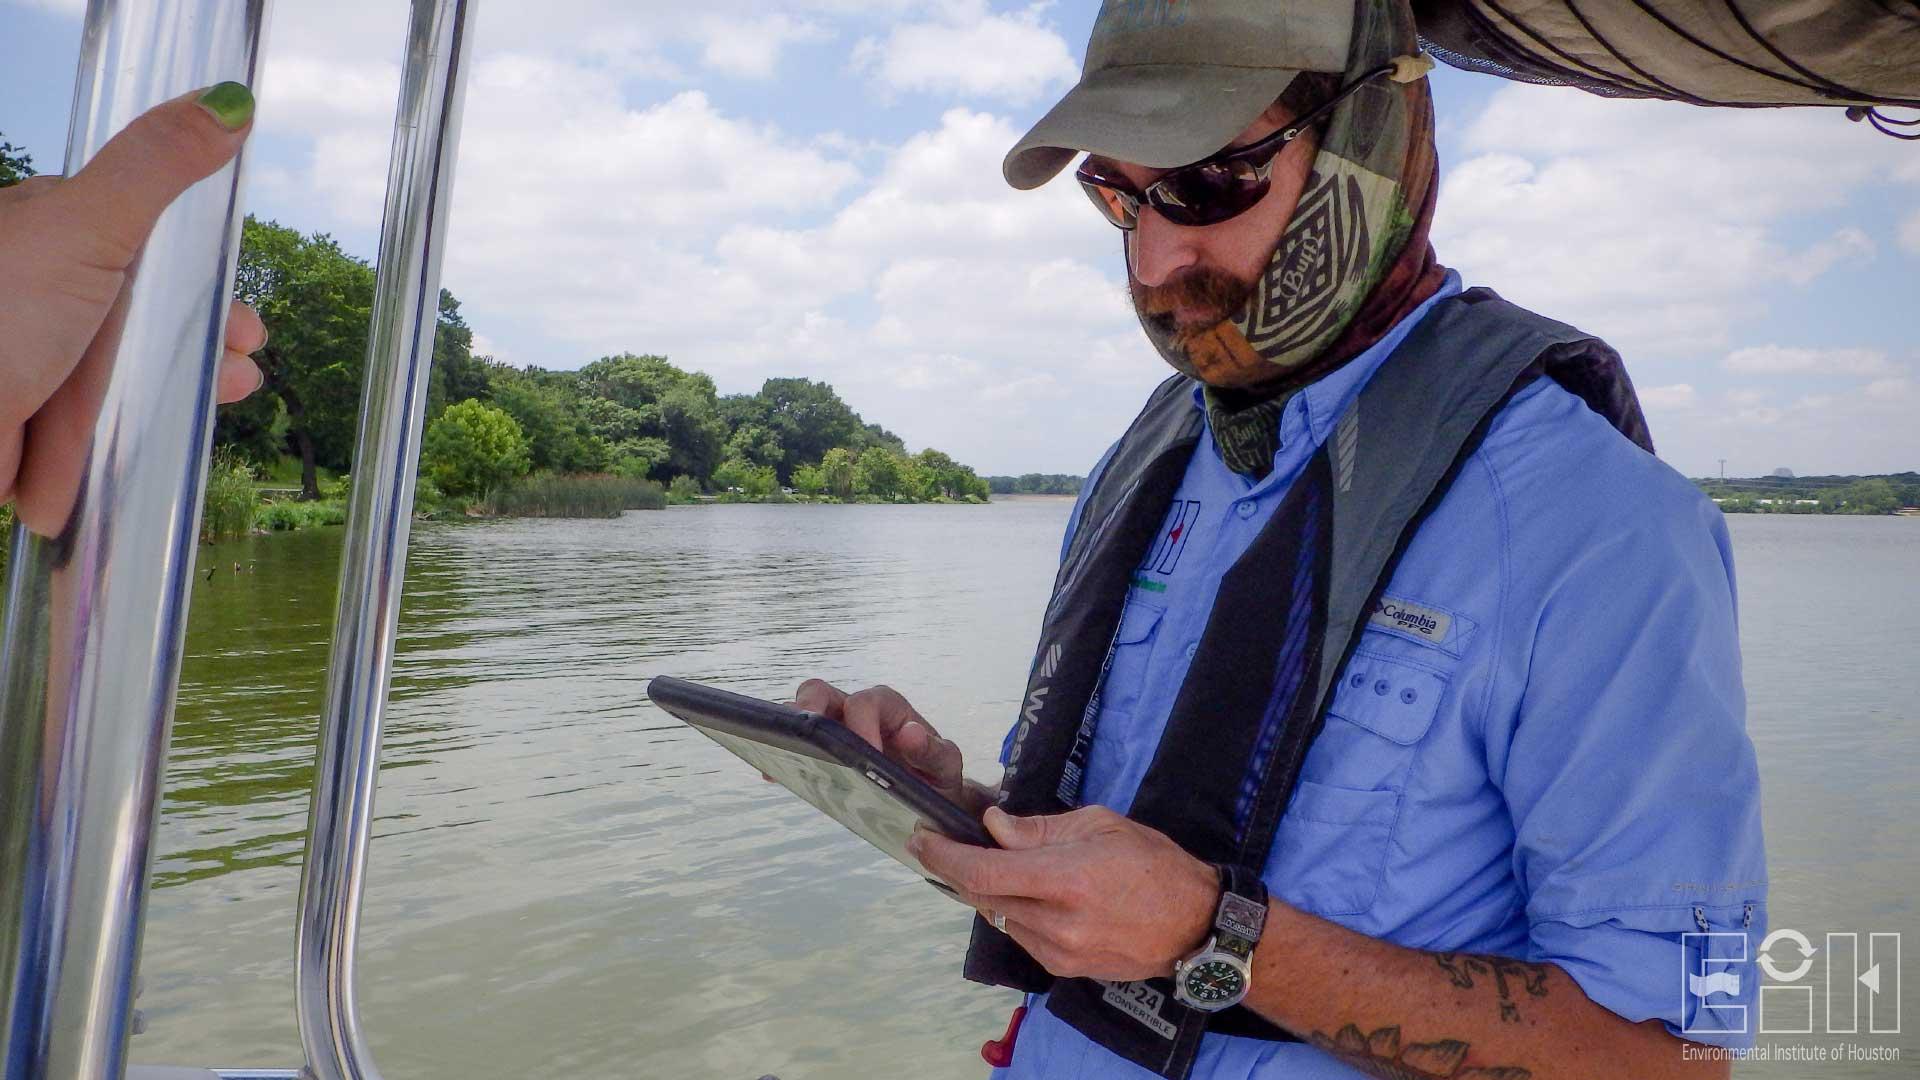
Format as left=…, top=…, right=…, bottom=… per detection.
left=963, top=288, right=1653, bottom=1080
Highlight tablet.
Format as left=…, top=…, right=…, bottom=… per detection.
left=647, top=676, right=994, bottom=900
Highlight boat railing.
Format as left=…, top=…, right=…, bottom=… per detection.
left=0, top=1, right=476, bottom=1077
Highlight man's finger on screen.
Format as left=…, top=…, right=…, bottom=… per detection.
left=897, top=720, right=962, bottom=784
left=841, top=684, right=914, bottom=753
left=794, top=678, right=848, bottom=718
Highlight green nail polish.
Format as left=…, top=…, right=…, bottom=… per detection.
left=196, top=82, right=254, bottom=131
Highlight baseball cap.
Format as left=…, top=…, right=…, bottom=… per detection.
left=1003, top=1, right=1355, bottom=190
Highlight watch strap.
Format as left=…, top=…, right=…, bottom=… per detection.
left=1211, top=864, right=1268, bottom=958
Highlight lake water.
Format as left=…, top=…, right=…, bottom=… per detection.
left=131, top=505, right=1916, bottom=1078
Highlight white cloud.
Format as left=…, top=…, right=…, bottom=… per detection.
left=1433, top=85, right=1916, bottom=358
left=1902, top=210, right=1920, bottom=257
left=1781, top=227, right=1875, bottom=286
left=1640, top=384, right=1697, bottom=411
left=853, top=2, right=1079, bottom=105
left=696, top=14, right=831, bottom=80
left=1722, top=346, right=1897, bottom=377
left=1648, top=379, right=1920, bottom=478
left=1864, top=376, right=1914, bottom=401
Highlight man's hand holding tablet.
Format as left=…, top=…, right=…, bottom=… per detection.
left=791, top=679, right=999, bottom=820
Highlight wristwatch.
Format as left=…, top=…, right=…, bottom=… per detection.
left=1172, top=864, right=1268, bottom=1013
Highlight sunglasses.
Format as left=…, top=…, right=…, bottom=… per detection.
left=1075, top=64, right=1393, bottom=230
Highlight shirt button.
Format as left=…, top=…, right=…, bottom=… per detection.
left=1373, top=679, right=1392, bottom=696
left=1186, top=642, right=1199, bottom=659
left=1349, top=673, right=1365, bottom=689
left=1236, top=501, right=1256, bottom=519
left=1400, top=687, right=1418, bottom=705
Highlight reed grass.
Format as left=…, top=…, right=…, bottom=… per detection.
left=256, top=499, right=348, bottom=531
left=484, top=473, right=665, bottom=518
left=202, top=451, right=262, bottom=541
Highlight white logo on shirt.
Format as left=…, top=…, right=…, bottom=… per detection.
left=1368, top=596, right=1452, bottom=643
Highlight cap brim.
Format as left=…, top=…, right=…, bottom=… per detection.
left=1004, top=62, right=1303, bottom=190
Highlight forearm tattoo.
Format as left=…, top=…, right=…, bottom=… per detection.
left=1433, top=953, right=1553, bottom=1023
left=1304, top=953, right=1553, bottom=1079
left=1307, top=1025, right=1532, bottom=1080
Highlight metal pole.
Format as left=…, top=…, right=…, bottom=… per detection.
left=0, top=3, right=270, bottom=1078
left=293, top=3, right=475, bottom=1078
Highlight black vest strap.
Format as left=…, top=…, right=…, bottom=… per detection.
left=965, top=290, right=1649, bottom=1079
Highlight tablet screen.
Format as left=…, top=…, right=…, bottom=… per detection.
left=697, top=724, right=955, bottom=895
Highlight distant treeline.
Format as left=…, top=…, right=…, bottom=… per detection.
left=213, top=217, right=991, bottom=506
left=1693, top=472, right=1919, bottom=515
left=988, top=473, right=1086, bottom=496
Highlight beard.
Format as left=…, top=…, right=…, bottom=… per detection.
left=1128, top=265, right=1281, bottom=388
left=1129, top=266, right=1254, bottom=347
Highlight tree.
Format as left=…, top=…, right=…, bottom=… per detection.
left=232, top=218, right=376, bottom=499
left=612, top=437, right=672, bottom=478
left=0, top=133, right=33, bottom=188
left=1833, top=477, right=1898, bottom=515
left=657, top=383, right=727, bottom=483
left=791, top=463, right=826, bottom=497
left=819, top=447, right=857, bottom=500
left=667, top=475, right=702, bottom=502
left=711, top=457, right=752, bottom=494
left=754, top=378, right=869, bottom=477
left=725, top=422, right=783, bottom=469
left=743, top=465, right=779, bottom=500
left=577, top=353, right=730, bottom=484
left=488, top=368, right=606, bottom=473
left=856, top=446, right=903, bottom=501
left=426, top=290, right=489, bottom=418
left=420, top=400, right=529, bottom=498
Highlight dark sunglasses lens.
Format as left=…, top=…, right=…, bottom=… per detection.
left=1078, top=177, right=1138, bottom=228
left=1149, top=159, right=1270, bottom=227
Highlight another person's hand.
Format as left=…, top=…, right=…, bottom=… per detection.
left=909, top=804, right=1220, bottom=982
left=1, top=83, right=266, bottom=532
left=793, top=679, right=993, bottom=817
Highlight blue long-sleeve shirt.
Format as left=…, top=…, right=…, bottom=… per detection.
left=994, top=274, right=1767, bottom=1078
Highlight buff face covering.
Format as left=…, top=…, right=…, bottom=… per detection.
left=1138, top=0, right=1438, bottom=392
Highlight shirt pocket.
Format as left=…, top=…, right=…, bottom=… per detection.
left=1267, top=641, right=1450, bottom=917
left=1092, top=597, right=1165, bottom=722
left=1081, top=599, right=1166, bottom=807
left=1267, top=780, right=1400, bottom=916
left=1304, top=645, right=1448, bottom=792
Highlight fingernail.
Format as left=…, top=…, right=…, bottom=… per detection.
left=246, top=361, right=265, bottom=396
left=196, top=82, right=255, bottom=131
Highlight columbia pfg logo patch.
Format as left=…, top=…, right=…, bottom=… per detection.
left=1368, top=596, right=1452, bottom=644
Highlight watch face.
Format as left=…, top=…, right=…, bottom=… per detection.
left=1181, top=957, right=1246, bottom=1005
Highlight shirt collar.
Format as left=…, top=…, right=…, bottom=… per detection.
left=1188, top=269, right=1465, bottom=452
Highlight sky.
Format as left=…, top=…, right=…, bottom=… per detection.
left=2, top=0, right=1915, bottom=480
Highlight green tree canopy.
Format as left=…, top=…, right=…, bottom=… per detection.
left=223, top=218, right=485, bottom=497
left=208, top=220, right=999, bottom=504
left=421, top=399, right=530, bottom=498
left=819, top=447, right=857, bottom=500
left=229, top=218, right=375, bottom=498
left=856, top=446, right=902, bottom=501
left=0, top=133, right=34, bottom=188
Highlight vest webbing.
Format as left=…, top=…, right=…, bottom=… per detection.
left=963, top=288, right=1652, bottom=1080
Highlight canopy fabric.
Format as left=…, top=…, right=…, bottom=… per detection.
left=1414, top=0, right=1920, bottom=110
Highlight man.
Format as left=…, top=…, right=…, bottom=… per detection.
left=799, top=2, right=1766, bottom=1078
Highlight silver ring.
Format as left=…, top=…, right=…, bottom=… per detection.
left=991, top=911, right=1008, bottom=933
